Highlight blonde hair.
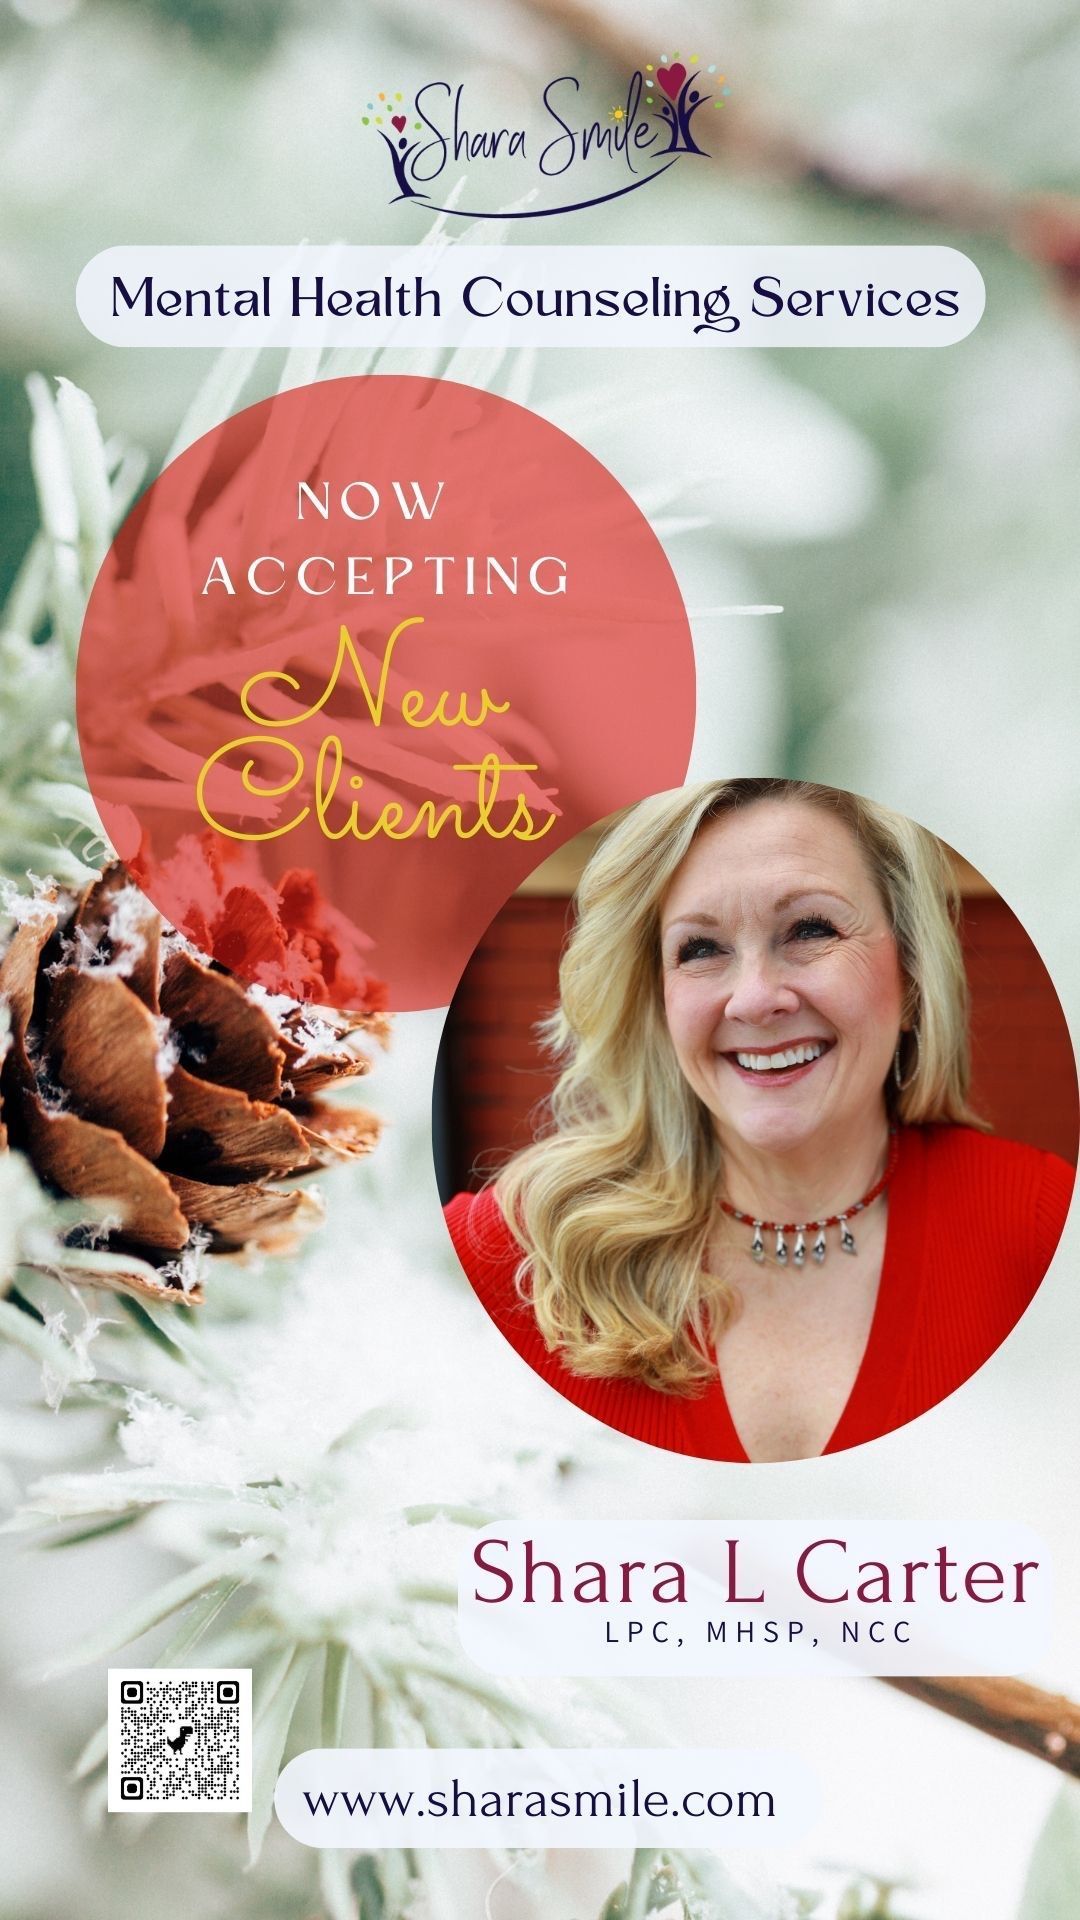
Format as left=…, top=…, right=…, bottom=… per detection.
left=494, top=779, right=981, bottom=1394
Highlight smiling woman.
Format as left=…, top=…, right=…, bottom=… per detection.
left=443, top=780, right=1076, bottom=1463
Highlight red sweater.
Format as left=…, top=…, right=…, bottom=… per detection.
left=444, top=1126, right=1074, bottom=1461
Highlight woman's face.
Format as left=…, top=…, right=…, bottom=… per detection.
left=659, top=799, right=906, bottom=1161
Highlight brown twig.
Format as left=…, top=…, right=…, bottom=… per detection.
left=518, top=0, right=1080, bottom=312
left=885, top=1677, right=1080, bottom=1780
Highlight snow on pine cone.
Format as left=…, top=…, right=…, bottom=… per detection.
left=0, top=864, right=385, bottom=1304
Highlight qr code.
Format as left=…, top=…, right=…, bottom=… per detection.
left=108, top=1669, right=252, bottom=1813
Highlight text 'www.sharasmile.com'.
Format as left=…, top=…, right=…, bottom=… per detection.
left=273, top=1748, right=818, bottom=1848
left=301, top=1776, right=775, bottom=1823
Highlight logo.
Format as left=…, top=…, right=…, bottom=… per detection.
left=362, top=54, right=731, bottom=219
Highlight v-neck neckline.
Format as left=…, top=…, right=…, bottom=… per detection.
left=699, top=1125, right=929, bottom=1463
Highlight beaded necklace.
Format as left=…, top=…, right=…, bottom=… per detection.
left=718, top=1129, right=899, bottom=1267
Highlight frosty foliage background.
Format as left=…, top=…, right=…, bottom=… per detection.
left=0, top=1, right=1078, bottom=1916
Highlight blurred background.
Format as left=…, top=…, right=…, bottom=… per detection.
left=1, top=0, right=1079, bottom=1916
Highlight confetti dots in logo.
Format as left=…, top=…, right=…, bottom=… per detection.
left=362, top=86, right=416, bottom=135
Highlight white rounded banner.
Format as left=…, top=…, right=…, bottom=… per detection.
left=77, top=244, right=985, bottom=347
left=458, top=1520, right=1050, bottom=1677
left=274, top=1746, right=819, bottom=1848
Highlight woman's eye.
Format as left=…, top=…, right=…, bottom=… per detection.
left=675, top=934, right=723, bottom=964
left=789, top=915, right=839, bottom=942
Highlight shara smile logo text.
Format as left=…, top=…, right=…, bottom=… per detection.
left=363, top=53, right=732, bottom=219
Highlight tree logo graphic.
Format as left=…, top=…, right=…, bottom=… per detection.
left=361, top=89, right=428, bottom=204
left=645, top=55, right=732, bottom=156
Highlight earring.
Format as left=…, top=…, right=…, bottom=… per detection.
left=893, top=1029, right=919, bottom=1091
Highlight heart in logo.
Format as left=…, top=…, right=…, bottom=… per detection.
left=656, top=62, right=687, bottom=100
left=391, top=113, right=407, bottom=132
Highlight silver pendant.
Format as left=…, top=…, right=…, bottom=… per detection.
left=792, top=1229, right=806, bottom=1267
left=839, top=1216, right=857, bottom=1255
left=750, top=1223, right=765, bottom=1263
left=812, top=1225, right=827, bottom=1264
left=775, top=1228, right=788, bottom=1265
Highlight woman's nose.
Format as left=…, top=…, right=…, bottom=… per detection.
left=722, top=951, right=801, bottom=1025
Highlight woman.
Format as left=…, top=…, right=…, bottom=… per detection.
left=445, top=780, right=1075, bottom=1461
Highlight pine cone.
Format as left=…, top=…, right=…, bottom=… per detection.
left=0, top=864, right=385, bottom=1305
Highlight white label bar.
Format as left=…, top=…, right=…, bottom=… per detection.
left=458, top=1520, right=1049, bottom=1676
left=274, top=1746, right=818, bottom=1848
left=77, top=244, right=984, bottom=347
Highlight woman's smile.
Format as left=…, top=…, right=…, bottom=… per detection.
left=722, top=1036, right=836, bottom=1086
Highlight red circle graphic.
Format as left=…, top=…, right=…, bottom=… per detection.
left=78, top=376, right=695, bottom=1010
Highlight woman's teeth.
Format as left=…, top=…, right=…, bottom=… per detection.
left=734, top=1043, right=825, bottom=1072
